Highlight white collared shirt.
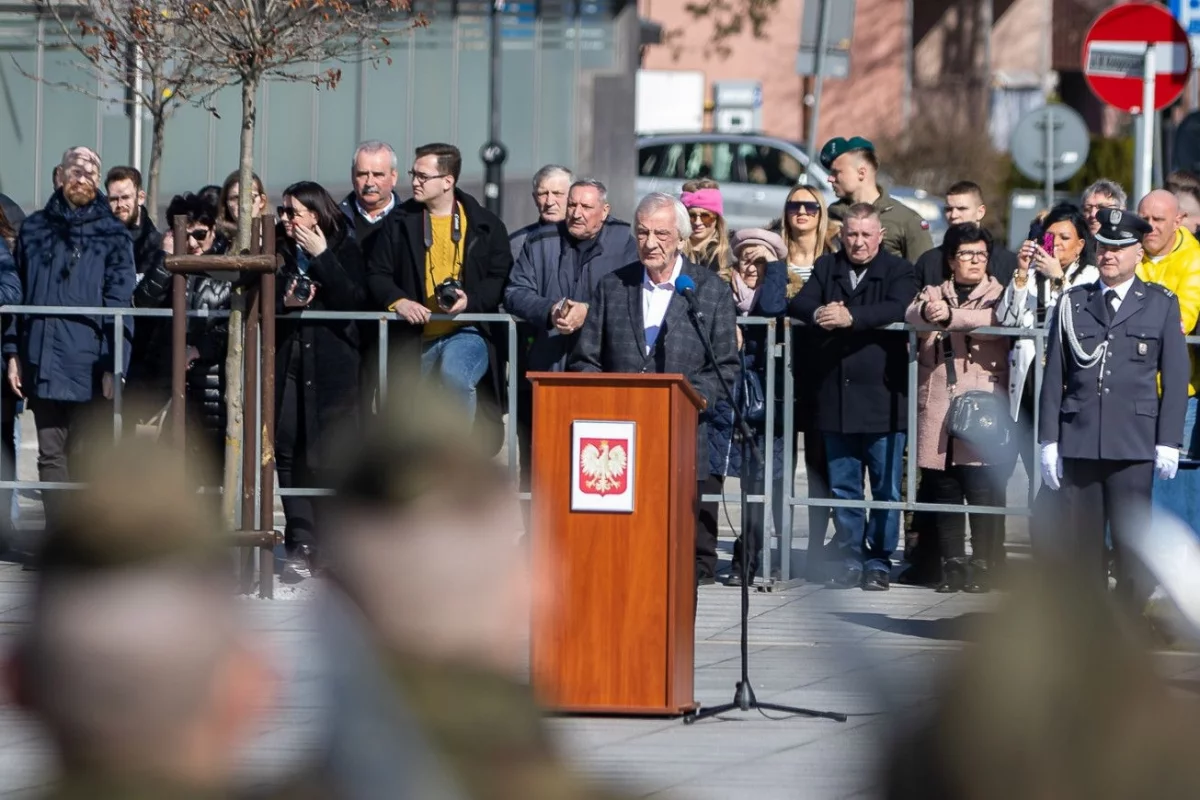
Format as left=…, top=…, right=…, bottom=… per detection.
left=643, top=255, right=683, bottom=354
left=356, top=194, right=395, bottom=224
left=1102, top=275, right=1136, bottom=312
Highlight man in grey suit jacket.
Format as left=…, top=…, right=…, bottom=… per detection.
left=569, top=192, right=740, bottom=585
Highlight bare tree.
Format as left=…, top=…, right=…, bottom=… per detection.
left=25, top=1, right=221, bottom=217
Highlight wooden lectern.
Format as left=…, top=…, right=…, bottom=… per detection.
left=527, top=372, right=703, bottom=716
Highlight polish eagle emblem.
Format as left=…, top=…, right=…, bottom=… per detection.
left=579, top=438, right=629, bottom=496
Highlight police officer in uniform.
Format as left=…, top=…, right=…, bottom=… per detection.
left=1038, top=207, right=1189, bottom=588
left=820, top=136, right=934, bottom=261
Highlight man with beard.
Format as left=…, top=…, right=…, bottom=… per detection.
left=106, top=167, right=167, bottom=426
left=105, top=166, right=162, bottom=278
left=2, top=147, right=135, bottom=528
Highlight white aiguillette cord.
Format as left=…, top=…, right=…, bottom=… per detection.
left=1058, top=293, right=1108, bottom=373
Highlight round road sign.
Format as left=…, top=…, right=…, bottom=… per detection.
left=1010, top=104, right=1091, bottom=184
left=1083, top=2, right=1192, bottom=113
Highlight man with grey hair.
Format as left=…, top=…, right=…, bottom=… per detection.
left=506, top=179, right=637, bottom=505
left=789, top=203, right=918, bottom=591
left=570, top=192, right=739, bottom=586
left=1081, top=179, right=1128, bottom=237
left=341, top=139, right=402, bottom=260
left=510, top=164, right=574, bottom=258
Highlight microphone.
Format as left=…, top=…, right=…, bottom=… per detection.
left=675, top=274, right=702, bottom=318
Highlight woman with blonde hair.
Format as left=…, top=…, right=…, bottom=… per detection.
left=778, top=185, right=840, bottom=580
left=680, top=179, right=732, bottom=273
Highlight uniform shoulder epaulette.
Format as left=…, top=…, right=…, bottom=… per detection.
left=1065, top=283, right=1090, bottom=295
left=1146, top=282, right=1175, bottom=298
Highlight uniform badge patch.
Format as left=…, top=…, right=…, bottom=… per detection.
left=1138, top=342, right=1149, bottom=356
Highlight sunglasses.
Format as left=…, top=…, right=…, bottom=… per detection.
left=186, top=228, right=211, bottom=242
left=688, top=209, right=716, bottom=225
left=785, top=200, right=821, bottom=216
left=277, top=205, right=299, bottom=219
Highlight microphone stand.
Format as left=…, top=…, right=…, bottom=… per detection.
left=680, top=298, right=846, bottom=725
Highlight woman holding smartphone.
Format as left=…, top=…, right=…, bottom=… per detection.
left=275, top=181, right=368, bottom=580
left=996, top=203, right=1098, bottom=489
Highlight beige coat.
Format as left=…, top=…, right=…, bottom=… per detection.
left=906, top=278, right=1010, bottom=470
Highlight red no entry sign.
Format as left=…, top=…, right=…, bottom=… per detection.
left=1083, top=2, right=1192, bottom=113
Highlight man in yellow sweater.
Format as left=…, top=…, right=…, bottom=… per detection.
left=366, top=143, right=514, bottom=422
left=1137, top=189, right=1200, bottom=490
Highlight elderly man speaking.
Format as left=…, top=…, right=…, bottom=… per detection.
left=569, top=192, right=739, bottom=587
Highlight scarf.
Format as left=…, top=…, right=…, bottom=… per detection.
left=731, top=270, right=759, bottom=314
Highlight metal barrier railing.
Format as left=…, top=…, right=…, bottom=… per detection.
left=2, top=304, right=1195, bottom=590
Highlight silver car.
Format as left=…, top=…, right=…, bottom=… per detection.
left=635, top=133, right=945, bottom=244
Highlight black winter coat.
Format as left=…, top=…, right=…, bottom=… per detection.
left=276, top=230, right=367, bottom=469
left=788, top=249, right=919, bottom=435
left=133, top=252, right=232, bottom=441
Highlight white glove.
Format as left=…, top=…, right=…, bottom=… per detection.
left=1156, top=445, right=1180, bottom=480
left=1040, top=442, right=1062, bottom=491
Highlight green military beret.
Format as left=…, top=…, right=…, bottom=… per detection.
left=819, top=136, right=875, bottom=169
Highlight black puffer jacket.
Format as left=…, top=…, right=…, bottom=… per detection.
left=132, top=244, right=232, bottom=443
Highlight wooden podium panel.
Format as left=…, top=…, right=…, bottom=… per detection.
left=528, top=372, right=701, bottom=715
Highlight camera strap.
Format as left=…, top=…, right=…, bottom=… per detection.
left=423, top=203, right=464, bottom=283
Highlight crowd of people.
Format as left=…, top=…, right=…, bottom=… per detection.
left=0, top=135, right=1195, bottom=598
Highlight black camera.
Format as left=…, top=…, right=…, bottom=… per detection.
left=436, top=277, right=462, bottom=309
left=284, top=274, right=319, bottom=308
left=292, top=275, right=315, bottom=299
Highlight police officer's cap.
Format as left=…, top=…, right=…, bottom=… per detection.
left=1094, top=207, right=1152, bottom=248
left=819, top=136, right=874, bottom=170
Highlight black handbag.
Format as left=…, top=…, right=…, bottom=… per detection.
left=942, top=334, right=1012, bottom=453
left=737, top=353, right=766, bottom=423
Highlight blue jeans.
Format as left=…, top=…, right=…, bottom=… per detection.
left=420, top=326, right=489, bottom=421
left=824, top=431, right=906, bottom=573
left=1152, top=396, right=1200, bottom=526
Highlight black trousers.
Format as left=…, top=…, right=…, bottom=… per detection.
left=696, top=474, right=722, bottom=581
left=921, top=464, right=1005, bottom=561
left=1059, top=458, right=1153, bottom=591
left=275, top=348, right=317, bottom=551
left=28, top=398, right=94, bottom=529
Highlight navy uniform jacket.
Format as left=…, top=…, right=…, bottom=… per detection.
left=1038, top=276, right=1189, bottom=461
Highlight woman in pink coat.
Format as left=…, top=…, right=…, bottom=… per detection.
left=905, top=224, right=1010, bottom=594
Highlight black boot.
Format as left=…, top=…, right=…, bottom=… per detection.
left=964, top=559, right=990, bottom=594
left=936, top=558, right=967, bottom=594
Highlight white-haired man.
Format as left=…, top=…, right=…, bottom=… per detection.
left=341, top=140, right=402, bottom=261
left=569, top=192, right=739, bottom=586
left=509, top=165, right=574, bottom=258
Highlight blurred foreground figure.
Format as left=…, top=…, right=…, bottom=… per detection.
left=5, top=438, right=275, bottom=799
left=883, top=569, right=1200, bottom=799
left=317, top=377, right=633, bottom=800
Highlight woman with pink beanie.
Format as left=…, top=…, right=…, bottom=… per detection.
left=680, top=179, right=731, bottom=274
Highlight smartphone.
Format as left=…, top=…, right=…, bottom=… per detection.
left=1042, top=231, right=1055, bottom=254
left=553, top=297, right=569, bottom=317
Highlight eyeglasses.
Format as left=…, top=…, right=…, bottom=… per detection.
left=688, top=209, right=716, bottom=225
left=955, top=250, right=988, bottom=263
left=277, top=205, right=299, bottom=219
left=785, top=200, right=821, bottom=216
left=409, top=170, right=448, bottom=184
left=1082, top=202, right=1118, bottom=214
left=186, top=228, right=211, bottom=242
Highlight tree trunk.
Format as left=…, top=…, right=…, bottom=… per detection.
left=146, top=109, right=166, bottom=226
left=221, top=77, right=258, bottom=531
